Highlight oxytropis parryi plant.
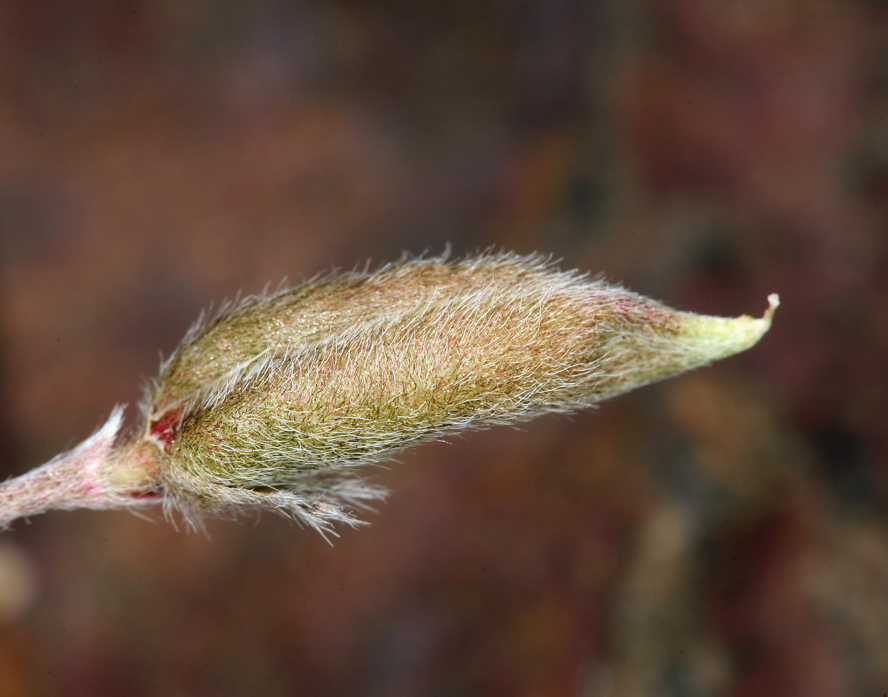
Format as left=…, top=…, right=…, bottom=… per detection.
left=0, top=253, right=778, bottom=533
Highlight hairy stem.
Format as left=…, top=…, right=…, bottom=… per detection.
left=0, top=408, right=159, bottom=527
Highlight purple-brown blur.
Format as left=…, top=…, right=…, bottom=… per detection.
left=0, top=1, right=885, bottom=696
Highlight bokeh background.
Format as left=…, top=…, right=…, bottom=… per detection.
left=1, top=1, right=887, bottom=695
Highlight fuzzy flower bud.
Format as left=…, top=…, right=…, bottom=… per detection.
left=0, top=253, right=779, bottom=532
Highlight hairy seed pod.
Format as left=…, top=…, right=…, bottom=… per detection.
left=0, top=252, right=778, bottom=532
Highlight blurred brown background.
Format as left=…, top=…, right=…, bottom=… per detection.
left=1, top=0, right=887, bottom=695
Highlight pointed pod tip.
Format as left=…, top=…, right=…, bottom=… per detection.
left=676, top=294, right=779, bottom=367
left=727, top=292, right=780, bottom=350
left=764, top=293, right=780, bottom=325
left=744, top=292, right=779, bottom=338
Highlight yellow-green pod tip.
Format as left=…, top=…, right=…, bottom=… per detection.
left=677, top=293, right=780, bottom=365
